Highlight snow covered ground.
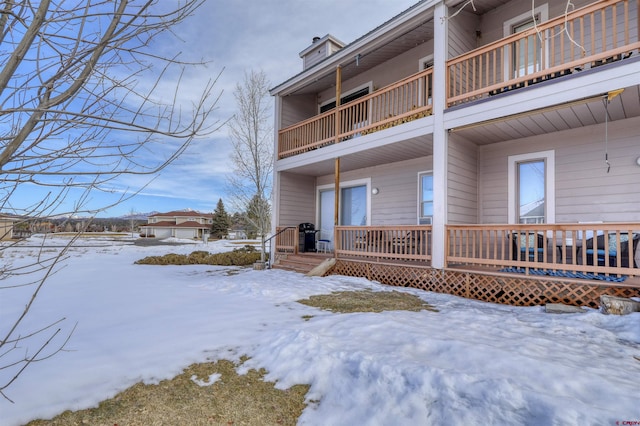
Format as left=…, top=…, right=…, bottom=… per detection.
left=1, top=235, right=639, bottom=425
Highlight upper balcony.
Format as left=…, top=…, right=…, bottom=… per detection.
left=278, top=67, right=434, bottom=159
left=276, top=0, right=639, bottom=161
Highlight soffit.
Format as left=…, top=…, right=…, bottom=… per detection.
left=282, top=135, right=432, bottom=177
left=451, top=84, right=640, bottom=145
left=278, top=19, right=434, bottom=97
left=446, top=0, right=512, bottom=15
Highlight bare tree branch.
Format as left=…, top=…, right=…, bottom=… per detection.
left=227, top=69, right=273, bottom=262
left=0, top=0, right=224, bottom=399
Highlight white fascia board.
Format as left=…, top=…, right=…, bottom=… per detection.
left=275, top=116, right=435, bottom=172
left=270, top=0, right=438, bottom=96
left=444, top=59, right=640, bottom=130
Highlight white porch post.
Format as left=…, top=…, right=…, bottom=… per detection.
left=431, top=1, right=448, bottom=269
left=270, top=96, right=282, bottom=257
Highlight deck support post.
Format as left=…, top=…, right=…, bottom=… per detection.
left=334, top=66, right=342, bottom=247
left=431, top=2, right=449, bottom=269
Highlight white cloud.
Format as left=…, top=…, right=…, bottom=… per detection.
left=9, top=0, right=419, bottom=217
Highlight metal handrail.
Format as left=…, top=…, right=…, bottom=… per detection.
left=265, top=226, right=297, bottom=268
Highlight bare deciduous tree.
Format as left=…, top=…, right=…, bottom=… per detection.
left=227, top=69, right=273, bottom=264
left=0, top=0, right=222, bottom=402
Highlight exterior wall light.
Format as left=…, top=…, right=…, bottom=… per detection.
left=371, top=187, right=379, bottom=195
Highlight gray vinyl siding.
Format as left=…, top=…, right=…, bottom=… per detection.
left=278, top=172, right=316, bottom=226
left=280, top=94, right=317, bottom=128
left=447, top=9, right=479, bottom=58
left=316, top=156, right=432, bottom=225
left=478, top=0, right=594, bottom=45
left=448, top=135, right=479, bottom=224
left=479, top=116, right=640, bottom=224
left=316, top=42, right=434, bottom=108
left=370, top=157, right=431, bottom=225
left=554, top=116, right=640, bottom=222
left=304, top=47, right=326, bottom=70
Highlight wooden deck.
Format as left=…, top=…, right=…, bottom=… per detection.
left=331, top=258, right=640, bottom=308
left=274, top=223, right=640, bottom=308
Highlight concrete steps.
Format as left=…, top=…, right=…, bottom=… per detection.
left=272, top=253, right=332, bottom=274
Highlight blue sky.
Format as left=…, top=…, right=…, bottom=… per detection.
left=7, top=0, right=418, bottom=218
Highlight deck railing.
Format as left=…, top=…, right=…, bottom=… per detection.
left=275, top=223, right=639, bottom=279
left=447, top=0, right=640, bottom=106
left=335, top=225, right=432, bottom=263
left=278, top=68, right=433, bottom=159
left=274, top=226, right=298, bottom=254
left=447, top=223, right=640, bottom=278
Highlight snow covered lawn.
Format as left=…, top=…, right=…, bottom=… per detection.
left=1, top=235, right=639, bottom=425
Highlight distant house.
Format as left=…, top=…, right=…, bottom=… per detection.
left=228, top=229, right=247, bottom=240
left=0, top=215, right=16, bottom=241
left=139, top=210, right=213, bottom=239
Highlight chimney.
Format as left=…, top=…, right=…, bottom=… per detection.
left=299, top=34, right=345, bottom=70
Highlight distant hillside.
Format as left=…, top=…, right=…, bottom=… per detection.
left=119, top=211, right=159, bottom=220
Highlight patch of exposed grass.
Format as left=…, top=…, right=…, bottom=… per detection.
left=27, top=359, right=309, bottom=426
left=135, top=245, right=265, bottom=267
left=297, top=289, right=438, bottom=313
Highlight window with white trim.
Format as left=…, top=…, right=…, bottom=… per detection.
left=418, top=172, right=433, bottom=224
left=503, top=4, right=548, bottom=80
left=508, top=150, right=555, bottom=224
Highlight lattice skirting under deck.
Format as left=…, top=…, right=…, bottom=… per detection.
left=330, top=260, right=640, bottom=308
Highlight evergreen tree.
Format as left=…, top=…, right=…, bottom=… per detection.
left=246, top=194, right=270, bottom=240
left=211, top=198, right=231, bottom=239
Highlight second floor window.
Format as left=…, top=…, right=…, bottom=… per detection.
left=320, top=87, right=369, bottom=113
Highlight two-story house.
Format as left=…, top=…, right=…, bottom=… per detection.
left=269, top=0, right=640, bottom=307
left=140, top=210, right=213, bottom=239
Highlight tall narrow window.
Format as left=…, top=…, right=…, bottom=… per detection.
left=512, top=18, right=541, bottom=78
left=509, top=150, right=554, bottom=225
left=504, top=5, right=548, bottom=82
left=517, top=160, right=546, bottom=224
left=420, top=56, right=434, bottom=106
left=419, top=172, right=433, bottom=224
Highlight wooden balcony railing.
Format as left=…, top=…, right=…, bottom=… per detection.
left=335, top=225, right=432, bottom=263
left=278, top=68, right=433, bottom=159
left=274, top=226, right=298, bottom=254
left=447, top=0, right=640, bottom=106
left=274, top=223, right=639, bottom=281
left=447, top=223, right=640, bottom=279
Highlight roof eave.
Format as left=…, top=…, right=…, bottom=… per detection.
left=269, top=0, right=436, bottom=97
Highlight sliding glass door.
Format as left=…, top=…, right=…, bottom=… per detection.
left=318, top=183, right=368, bottom=243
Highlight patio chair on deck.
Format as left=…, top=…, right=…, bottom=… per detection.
left=315, top=229, right=332, bottom=253
left=511, top=232, right=545, bottom=262
left=580, top=233, right=640, bottom=268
